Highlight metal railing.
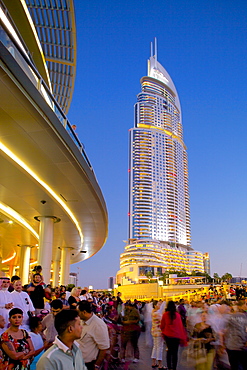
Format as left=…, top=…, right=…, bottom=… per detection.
left=0, top=11, right=92, bottom=169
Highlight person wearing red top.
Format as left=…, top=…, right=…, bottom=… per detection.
left=160, top=301, right=187, bottom=370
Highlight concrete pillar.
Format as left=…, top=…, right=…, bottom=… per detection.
left=37, top=216, right=60, bottom=284
left=52, top=247, right=61, bottom=287
left=19, top=245, right=31, bottom=284
left=53, top=260, right=60, bottom=287
left=60, top=247, right=71, bottom=286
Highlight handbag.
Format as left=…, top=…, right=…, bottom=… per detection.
left=180, top=339, right=207, bottom=367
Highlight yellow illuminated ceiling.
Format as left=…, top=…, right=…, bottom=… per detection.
left=0, top=142, right=83, bottom=244
left=0, top=46, right=108, bottom=267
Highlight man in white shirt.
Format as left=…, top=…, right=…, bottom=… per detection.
left=77, top=300, right=110, bottom=370
left=0, top=277, right=13, bottom=329
left=37, top=309, right=87, bottom=370
left=11, top=279, right=35, bottom=330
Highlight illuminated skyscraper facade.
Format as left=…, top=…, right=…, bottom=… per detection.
left=129, top=47, right=190, bottom=247
left=117, top=41, right=207, bottom=284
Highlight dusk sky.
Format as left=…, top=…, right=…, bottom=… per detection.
left=68, top=0, right=247, bottom=289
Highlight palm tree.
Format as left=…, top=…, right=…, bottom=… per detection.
left=145, top=271, right=153, bottom=282
left=221, top=273, right=232, bottom=283
left=155, top=270, right=162, bottom=280
left=213, top=272, right=221, bottom=284
left=177, top=269, right=188, bottom=277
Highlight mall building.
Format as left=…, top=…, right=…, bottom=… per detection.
left=0, top=0, right=108, bottom=285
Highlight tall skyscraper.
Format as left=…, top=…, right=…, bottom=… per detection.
left=117, top=40, right=207, bottom=285
left=129, top=40, right=190, bottom=247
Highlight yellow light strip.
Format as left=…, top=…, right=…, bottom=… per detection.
left=2, top=252, right=16, bottom=264
left=0, top=202, right=39, bottom=240
left=137, top=124, right=187, bottom=149
left=0, top=142, right=83, bottom=246
left=30, top=260, right=38, bottom=266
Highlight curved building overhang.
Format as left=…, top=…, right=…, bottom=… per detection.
left=25, top=0, right=77, bottom=114
left=4, top=0, right=51, bottom=88
left=0, top=25, right=108, bottom=272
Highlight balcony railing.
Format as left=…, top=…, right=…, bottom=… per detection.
left=0, top=13, right=92, bottom=169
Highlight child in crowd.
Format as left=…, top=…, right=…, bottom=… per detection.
left=29, top=316, right=49, bottom=370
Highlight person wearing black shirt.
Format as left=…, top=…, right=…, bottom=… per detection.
left=27, top=274, right=45, bottom=315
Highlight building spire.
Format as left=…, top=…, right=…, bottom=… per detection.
left=154, top=37, right=157, bottom=67
left=150, top=38, right=158, bottom=60
left=149, top=38, right=158, bottom=74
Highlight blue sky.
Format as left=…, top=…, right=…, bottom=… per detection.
left=68, top=0, right=247, bottom=288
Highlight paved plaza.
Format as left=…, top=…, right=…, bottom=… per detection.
left=114, top=332, right=192, bottom=370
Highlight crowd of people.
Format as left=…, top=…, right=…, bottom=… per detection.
left=0, top=268, right=247, bottom=370
left=148, top=296, right=247, bottom=370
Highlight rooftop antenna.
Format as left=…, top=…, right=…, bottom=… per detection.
left=154, top=37, right=157, bottom=68
left=150, top=41, right=153, bottom=57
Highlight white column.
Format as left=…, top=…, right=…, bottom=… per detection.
left=37, top=217, right=55, bottom=284
left=52, top=247, right=61, bottom=287
left=19, top=245, right=31, bottom=284
left=60, top=247, right=71, bottom=286
left=53, top=260, right=60, bottom=287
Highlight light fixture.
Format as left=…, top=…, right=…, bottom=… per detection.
left=0, top=142, right=83, bottom=245
left=0, top=202, right=39, bottom=240
left=30, top=260, right=38, bottom=266
left=2, top=252, right=16, bottom=264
